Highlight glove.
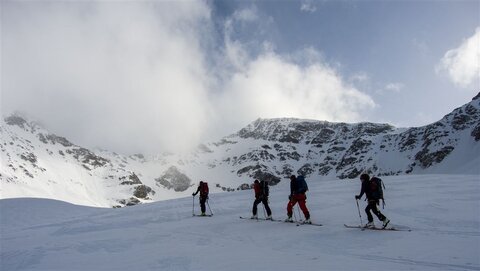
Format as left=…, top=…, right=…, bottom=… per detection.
left=355, top=195, right=361, bottom=200
left=288, top=195, right=292, bottom=201
left=192, top=193, right=195, bottom=196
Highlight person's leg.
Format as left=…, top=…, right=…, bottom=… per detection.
left=365, top=203, right=374, bottom=223
left=262, top=198, right=272, bottom=216
left=371, top=201, right=386, bottom=221
left=252, top=198, right=261, bottom=216
left=200, top=197, right=206, bottom=214
left=287, top=199, right=297, bottom=217
left=297, top=195, right=310, bottom=220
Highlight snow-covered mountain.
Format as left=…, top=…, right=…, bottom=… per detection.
left=1, top=93, right=479, bottom=207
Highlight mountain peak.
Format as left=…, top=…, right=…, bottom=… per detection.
left=472, top=91, right=480, bottom=101
left=4, top=114, right=29, bottom=129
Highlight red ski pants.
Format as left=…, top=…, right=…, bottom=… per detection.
left=287, top=194, right=310, bottom=219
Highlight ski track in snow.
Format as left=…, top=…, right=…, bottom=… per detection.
left=1, top=174, right=479, bottom=271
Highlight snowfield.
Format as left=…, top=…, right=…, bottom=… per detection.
left=1, top=174, right=479, bottom=271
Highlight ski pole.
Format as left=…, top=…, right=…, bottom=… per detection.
left=296, top=205, right=303, bottom=221
left=192, top=194, right=195, bottom=216
left=355, top=199, right=363, bottom=225
left=292, top=203, right=298, bottom=222
left=207, top=198, right=213, bottom=216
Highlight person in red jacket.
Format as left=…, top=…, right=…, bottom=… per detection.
left=192, top=181, right=209, bottom=216
left=251, top=179, right=272, bottom=220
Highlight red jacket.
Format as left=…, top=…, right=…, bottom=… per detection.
left=253, top=182, right=261, bottom=198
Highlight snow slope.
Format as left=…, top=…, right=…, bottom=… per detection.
left=1, top=174, right=479, bottom=271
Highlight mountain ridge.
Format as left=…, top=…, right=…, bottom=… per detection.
left=1, top=93, right=479, bottom=207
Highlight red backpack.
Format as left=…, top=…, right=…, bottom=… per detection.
left=200, top=182, right=209, bottom=196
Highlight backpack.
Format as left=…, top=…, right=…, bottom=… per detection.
left=369, top=177, right=384, bottom=200
left=296, top=175, right=308, bottom=194
left=200, top=182, right=209, bottom=196
left=259, top=180, right=269, bottom=197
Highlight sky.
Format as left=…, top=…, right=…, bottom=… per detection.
left=1, top=0, right=479, bottom=155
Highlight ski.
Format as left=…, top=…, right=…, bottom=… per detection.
left=344, top=224, right=411, bottom=231
left=239, top=216, right=282, bottom=222
left=193, top=214, right=213, bottom=217
left=239, top=217, right=322, bottom=226
left=298, top=221, right=323, bottom=226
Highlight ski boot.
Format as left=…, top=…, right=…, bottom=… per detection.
left=284, top=216, right=293, bottom=222
left=382, top=218, right=390, bottom=228
left=266, top=215, right=272, bottom=220
left=250, top=214, right=258, bottom=219
left=364, top=221, right=374, bottom=228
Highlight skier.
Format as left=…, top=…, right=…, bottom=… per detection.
left=285, top=175, right=311, bottom=224
left=251, top=179, right=272, bottom=220
left=355, top=173, right=390, bottom=228
left=192, top=181, right=209, bottom=216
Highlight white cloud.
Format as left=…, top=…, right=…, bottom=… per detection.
left=437, top=27, right=480, bottom=88
left=300, top=0, right=317, bottom=13
left=384, top=83, right=404, bottom=92
left=215, top=51, right=375, bottom=133
left=2, top=2, right=213, bottom=154
left=2, top=1, right=375, bottom=154
left=232, top=7, right=258, bottom=22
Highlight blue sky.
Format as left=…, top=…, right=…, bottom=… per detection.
left=211, top=0, right=479, bottom=126
left=2, top=0, right=479, bottom=154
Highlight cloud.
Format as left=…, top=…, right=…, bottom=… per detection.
left=300, top=0, right=317, bottom=13
left=216, top=52, right=375, bottom=130
left=216, top=14, right=375, bottom=132
left=384, top=83, right=404, bottom=92
left=436, top=27, right=480, bottom=88
left=2, top=1, right=375, bottom=154
left=2, top=1, right=213, bottom=154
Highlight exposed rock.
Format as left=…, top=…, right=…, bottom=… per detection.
left=133, top=185, right=155, bottom=199
left=5, top=115, right=28, bottom=129
left=126, top=197, right=141, bottom=206
left=155, top=166, right=192, bottom=192
left=237, top=164, right=267, bottom=176
left=120, top=173, right=143, bottom=185
left=415, top=146, right=455, bottom=168
left=297, top=163, right=314, bottom=177
left=197, top=144, right=213, bottom=153
left=472, top=124, right=480, bottom=141
left=20, top=152, right=37, bottom=164
left=237, top=183, right=252, bottom=190
left=236, top=164, right=280, bottom=185
left=66, top=148, right=109, bottom=168
left=46, top=134, right=73, bottom=147
left=38, top=134, right=48, bottom=144
left=338, top=168, right=362, bottom=179
left=311, top=128, right=335, bottom=144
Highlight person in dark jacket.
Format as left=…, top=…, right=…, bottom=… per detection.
left=285, top=175, right=311, bottom=223
left=192, top=181, right=209, bottom=216
left=355, top=173, right=390, bottom=228
left=251, top=179, right=272, bottom=220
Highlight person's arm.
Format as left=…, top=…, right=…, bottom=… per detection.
left=355, top=182, right=366, bottom=199
left=192, top=186, right=200, bottom=196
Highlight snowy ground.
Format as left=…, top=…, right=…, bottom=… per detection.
left=1, top=174, right=479, bottom=271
